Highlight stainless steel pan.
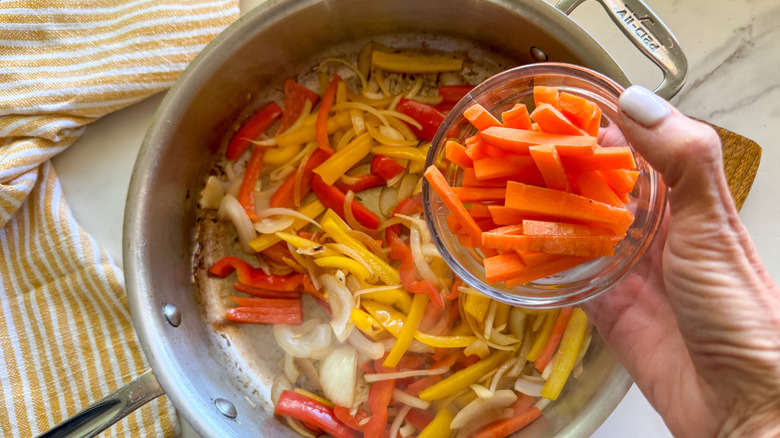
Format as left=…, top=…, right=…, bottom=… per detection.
left=40, top=0, right=685, bottom=436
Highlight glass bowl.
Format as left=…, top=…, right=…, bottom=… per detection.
left=423, top=62, right=667, bottom=308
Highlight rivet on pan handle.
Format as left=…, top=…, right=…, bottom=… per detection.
left=35, top=369, right=165, bottom=438
left=555, top=0, right=688, bottom=99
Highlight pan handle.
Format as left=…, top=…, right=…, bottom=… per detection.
left=555, top=0, right=688, bottom=99
left=35, top=369, right=165, bottom=438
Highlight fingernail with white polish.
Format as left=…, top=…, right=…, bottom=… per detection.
left=619, top=85, right=671, bottom=127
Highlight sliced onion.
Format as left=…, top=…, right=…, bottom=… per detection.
left=534, top=398, right=552, bottom=411
left=318, top=57, right=369, bottom=91
left=490, top=358, right=517, bottom=392
left=366, top=121, right=418, bottom=147
left=256, top=207, right=321, bottom=229
left=297, top=358, right=322, bottom=390
left=333, top=101, right=390, bottom=126
left=379, top=109, right=422, bottom=131
left=284, top=352, right=300, bottom=384
left=320, top=344, right=358, bottom=407
left=396, top=173, right=418, bottom=205
left=514, top=376, right=545, bottom=397
left=285, top=417, right=316, bottom=438
left=344, top=191, right=378, bottom=236
left=378, top=185, right=399, bottom=216
left=392, top=389, right=430, bottom=410
left=271, top=375, right=292, bottom=405
left=464, top=339, right=490, bottom=360
left=254, top=215, right=296, bottom=234
left=199, top=175, right=225, bottom=209
left=390, top=404, right=412, bottom=438
left=409, top=225, right=439, bottom=286
left=320, top=274, right=355, bottom=342
left=450, top=389, right=517, bottom=429
left=217, top=194, right=257, bottom=254
left=348, top=329, right=385, bottom=360
left=363, top=367, right=447, bottom=383
left=273, top=319, right=332, bottom=358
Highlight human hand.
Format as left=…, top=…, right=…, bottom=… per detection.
left=581, top=85, right=780, bottom=437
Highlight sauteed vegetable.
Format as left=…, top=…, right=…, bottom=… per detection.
left=200, top=44, right=593, bottom=438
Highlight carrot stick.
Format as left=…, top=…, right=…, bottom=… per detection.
left=463, top=103, right=503, bottom=131
left=464, top=164, right=546, bottom=188
left=237, top=146, right=264, bottom=221
left=480, top=126, right=597, bottom=154
left=530, top=103, right=587, bottom=136
left=504, top=182, right=634, bottom=232
left=451, top=186, right=506, bottom=203
left=534, top=306, right=574, bottom=371
left=571, top=170, right=624, bottom=207
left=600, top=169, right=640, bottom=194
left=472, top=155, right=537, bottom=180
left=533, top=86, right=560, bottom=108
left=559, top=91, right=602, bottom=137
left=516, top=250, right=561, bottom=267
left=316, top=74, right=341, bottom=154
left=470, top=405, right=542, bottom=438
left=521, top=219, right=612, bottom=236
left=464, top=134, right=508, bottom=160
left=447, top=213, right=463, bottom=233
left=501, top=103, right=532, bottom=130
left=445, top=140, right=473, bottom=168
left=487, top=205, right=528, bottom=226
left=528, top=144, right=571, bottom=191
left=425, top=166, right=483, bottom=244
left=561, top=146, right=636, bottom=170
left=504, top=255, right=594, bottom=287
left=468, top=202, right=492, bottom=218
left=481, top=233, right=615, bottom=257
left=488, top=224, right=524, bottom=235
left=483, top=252, right=527, bottom=283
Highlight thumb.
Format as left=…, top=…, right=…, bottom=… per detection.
left=618, top=85, right=735, bottom=222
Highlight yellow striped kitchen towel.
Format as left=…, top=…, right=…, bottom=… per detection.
left=0, top=1, right=239, bottom=436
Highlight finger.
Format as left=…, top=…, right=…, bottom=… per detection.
left=618, top=85, right=736, bottom=221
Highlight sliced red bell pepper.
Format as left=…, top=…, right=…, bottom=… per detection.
left=274, top=390, right=355, bottom=438
left=209, top=256, right=305, bottom=291
left=237, top=145, right=265, bottom=221
left=434, top=84, right=475, bottom=113
left=226, top=296, right=302, bottom=324
left=395, top=98, right=446, bottom=141
left=404, top=408, right=435, bottom=431
left=335, top=173, right=386, bottom=193
left=226, top=102, right=282, bottom=161
left=370, top=155, right=405, bottom=180
left=317, top=75, right=342, bottom=154
left=362, top=379, right=396, bottom=438
left=333, top=405, right=370, bottom=432
left=311, top=174, right=381, bottom=229
left=386, top=229, right=445, bottom=309
left=277, top=78, right=320, bottom=134
left=269, top=148, right=332, bottom=209
left=231, top=282, right=302, bottom=299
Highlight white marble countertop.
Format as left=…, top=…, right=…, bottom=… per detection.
left=50, top=0, right=779, bottom=436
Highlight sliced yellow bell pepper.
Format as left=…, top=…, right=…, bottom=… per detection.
left=248, top=200, right=324, bottom=252
left=314, top=256, right=372, bottom=282
left=493, top=302, right=511, bottom=331
left=361, top=288, right=412, bottom=314
left=274, top=231, right=340, bottom=258
left=370, top=145, right=427, bottom=162
left=407, top=143, right=431, bottom=174
left=527, top=309, right=559, bottom=362
left=541, top=308, right=588, bottom=400
left=417, top=405, right=455, bottom=438
left=384, top=293, right=428, bottom=368
left=351, top=308, right=385, bottom=340
left=418, top=350, right=513, bottom=401
left=264, top=144, right=303, bottom=166
left=293, top=388, right=333, bottom=407
left=319, top=212, right=400, bottom=285
left=371, top=50, right=463, bottom=74
left=464, top=293, right=491, bottom=325
left=275, top=111, right=352, bottom=148
left=362, top=300, right=477, bottom=349
left=313, top=132, right=374, bottom=185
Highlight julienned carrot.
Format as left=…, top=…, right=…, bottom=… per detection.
left=516, top=250, right=561, bottom=267
left=571, top=170, right=624, bottom=207
left=530, top=103, right=586, bottom=136
left=483, top=252, right=526, bottom=283
left=504, top=255, right=594, bottom=287
left=464, top=164, right=546, bottom=188
left=561, top=146, right=636, bottom=170
left=488, top=224, right=524, bottom=235
left=600, top=169, right=640, bottom=194
left=468, top=203, right=492, bottom=218
left=464, top=134, right=507, bottom=160
left=451, top=187, right=506, bottom=203
left=521, top=219, right=612, bottom=236
left=501, top=103, right=532, bottom=130
left=463, top=103, right=503, bottom=131
left=480, top=126, right=597, bottom=153
left=533, top=86, right=560, bottom=108
left=425, top=166, right=483, bottom=244
left=504, top=182, right=634, bottom=233
left=487, top=205, right=530, bottom=226
left=445, top=140, right=473, bottom=169
left=316, top=74, right=342, bottom=154
left=471, top=405, right=542, bottom=438
left=528, top=144, right=571, bottom=192
left=559, top=91, right=602, bottom=137
left=481, top=233, right=615, bottom=257
left=472, top=155, right=537, bottom=180
left=534, top=306, right=574, bottom=372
